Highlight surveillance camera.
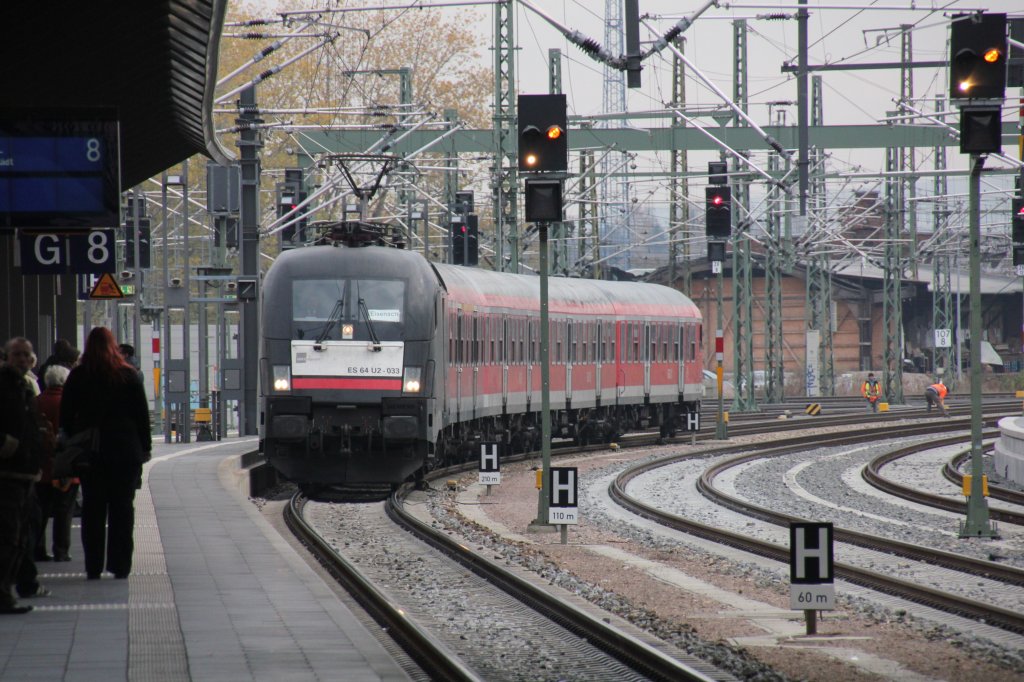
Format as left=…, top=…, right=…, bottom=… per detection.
left=119, top=271, right=134, bottom=281
left=170, top=277, right=182, bottom=288
left=226, top=281, right=238, bottom=292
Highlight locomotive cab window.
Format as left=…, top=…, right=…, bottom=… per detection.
left=291, top=278, right=405, bottom=341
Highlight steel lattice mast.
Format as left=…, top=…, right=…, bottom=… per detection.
left=901, top=25, right=919, bottom=278
left=731, top=19, right=757, bottom=412
left=492, top=0, right=518, bottom=272
left=931, top=94, right=955, bottom=387
left=806, top=75, right=835, bottom=395
left=549, top=48, right=570, bottom=276
left=763, top=120, right=785, bottom=403
left=600, top=0, right=630, bottom=271
left=668, top=36, right=690, bottom=293
left=883, top=143, right=905, bottom=403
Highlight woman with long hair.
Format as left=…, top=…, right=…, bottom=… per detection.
left=60, top=327, right=151, bottom=580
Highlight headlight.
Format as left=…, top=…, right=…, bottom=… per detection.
left=272, top=365, right=291, bottom=392
left=403, top=366, right=422, bottom=394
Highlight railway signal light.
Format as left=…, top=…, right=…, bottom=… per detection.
left=524, top=179, right=563, bottom=223
left=1012, top=198, right=1024, bottom=243
left=950, top=13, right=1008, bottom=100
left=518, top=94, right=567, bottom=173
left=451, top=215, right=478, bottom=266
left=705, top=186, right=732, bottom=239
left=959, top=106, right=1002, bottom=154
left=278, top=189, right=308, bottom=246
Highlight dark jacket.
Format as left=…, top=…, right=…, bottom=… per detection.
left=60, top=366, right=151, bottom=468
left=36, top=386, right=63, bottom=480
left=0, top=365, right=43, bottom=481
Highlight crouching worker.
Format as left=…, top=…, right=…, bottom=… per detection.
left=924, top=382, right=950, bottom=417
left=861, top=373, right=881, bottom=412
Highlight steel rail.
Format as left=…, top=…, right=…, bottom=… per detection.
left=384, top=483, right=723, bottom=682
left=865, top=435, right=1024, bottom=526
left=944, top=448, right=1024, bottom=511
left=284, top=494, right=483, bottom=682
left=610, top=420, right=1024, bottom=635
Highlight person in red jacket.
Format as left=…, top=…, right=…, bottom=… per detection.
left=924, top=382, right=950, bottom=417
left=36, top=365, right=77, bottom=562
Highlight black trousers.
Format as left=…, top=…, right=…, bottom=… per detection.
left=15, top=486, right=40, bottom=596
left=37, top=482, right=78, bottom=559
left=80, top=469, right=138, bottom=577
left=0, top=480, right=29, bottom=607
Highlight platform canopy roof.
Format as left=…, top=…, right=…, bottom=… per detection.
left=0, top=1, right=232, bottom=189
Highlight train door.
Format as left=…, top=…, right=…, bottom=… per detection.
left=678, top=324, right=685, bottom=393
left=615, top=321, right=625, bottom=400
left=526, top=318, right=532, bottom=407
left=502, top=315, right=509, bottom=408
left=456, top=309, right=463, bottom=419
left=643, top=322, right=651, bottom=396
left=565, top=320, right=574, bottom=403
left=595, top=321, right=603, bottom=401
left=471, top=314, right=479, bottom=419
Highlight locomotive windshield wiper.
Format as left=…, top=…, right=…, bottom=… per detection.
left=314, top=298, right=345, bottom=349
left=358, top=297, right=382, bottom=352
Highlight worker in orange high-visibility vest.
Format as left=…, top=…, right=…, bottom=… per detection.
left=924, top=382, right=950, bottom=417
left=861, top=372, right=882, bottom=412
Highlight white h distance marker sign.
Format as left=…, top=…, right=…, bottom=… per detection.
left=789, top=522, right=835, bottom=611
left=548, top=467, right=578, bottom=525
left=478, top=442, right=501, bottom=486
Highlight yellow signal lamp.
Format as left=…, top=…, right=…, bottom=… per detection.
left=546, top=125, right=563, bottom=140
left=983, top=48, right=1001, bottom=63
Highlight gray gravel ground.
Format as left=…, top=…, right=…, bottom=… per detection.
left=306, top=498, right=662, bottom=682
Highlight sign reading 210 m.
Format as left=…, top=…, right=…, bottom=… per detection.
left=0, top=109, right=120, bottom=230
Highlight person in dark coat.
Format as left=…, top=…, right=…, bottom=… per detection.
left=35, top=339, right=79, bottom=393
left=5, top=337, right=49, bottom=599
left=60, top=327, right=152, bottom=580
left=0, top=363, right=44, bottom=614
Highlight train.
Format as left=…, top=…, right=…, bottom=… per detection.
left=259, top=242, right=704, bottom=491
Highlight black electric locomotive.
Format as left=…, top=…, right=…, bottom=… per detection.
left=259, top=243, right=704, bottom=491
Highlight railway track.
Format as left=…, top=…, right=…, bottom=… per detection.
left=285, top=485, right=729, bottom=681
left=863, top=435, right=1024, bottom=526
left=274, top=402, right=1022, bottom=677
left=945, top=448, right=1024, bottom=509
left=610, top=418, right=1024, bottom=636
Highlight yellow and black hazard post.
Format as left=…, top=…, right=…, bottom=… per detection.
left=805, top=403, right=822, bottom=416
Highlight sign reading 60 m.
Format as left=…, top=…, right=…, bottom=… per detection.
left=18, top=229, right=115, bottom=275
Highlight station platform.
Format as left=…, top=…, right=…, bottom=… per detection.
left=0, top=438, right=412, bottom=681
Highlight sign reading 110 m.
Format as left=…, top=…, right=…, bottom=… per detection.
left=0, top=109, right=120, bottom=229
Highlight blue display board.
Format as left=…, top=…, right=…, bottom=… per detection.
left=0, top=109, right=120, bottom=229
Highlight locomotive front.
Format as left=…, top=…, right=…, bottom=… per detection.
left=260, top=246, right=439, bottom=489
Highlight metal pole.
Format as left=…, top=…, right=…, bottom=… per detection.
left=238, top=86, right=262, bottom=435
left=960, top=155, right=996, bottom=538
left=161, top=173, right=171, bottom=443
left=534, top=221, right=552, bottom=527
left=715, top=268, right=728, bottom=439
left=180, top=161, right=192, bottom=443
left=797, top=0, right=808, bottom=215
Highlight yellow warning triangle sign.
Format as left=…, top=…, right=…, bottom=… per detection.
left=90, top=272, right=124, bottom=299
